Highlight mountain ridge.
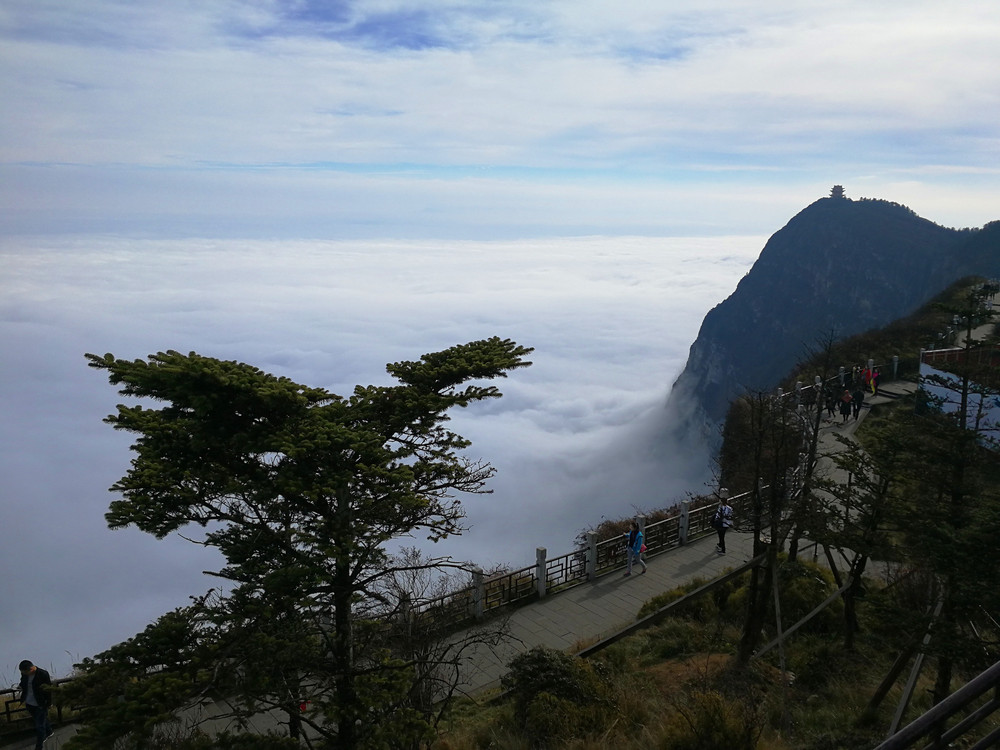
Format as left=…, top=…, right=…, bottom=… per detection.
left=667, top=192, right=1000, bottom=451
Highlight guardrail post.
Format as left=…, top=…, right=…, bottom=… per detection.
left=471, top=566, right=484, bottom=619
left=679, top=500, right=690, bottom=545
left=586, top=532, right=597, bottom=581
left=892, top=355, right=899, bottom=379
left=536, top=547, right=547, bottom=599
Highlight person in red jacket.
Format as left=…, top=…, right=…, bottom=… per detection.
left=18, top=660, right=53, bottom=748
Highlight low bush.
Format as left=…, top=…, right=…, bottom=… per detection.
left=502, top=647, right=613, bottom=746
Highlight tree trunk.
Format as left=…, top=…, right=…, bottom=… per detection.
left=842, top=556, right=867, bottom=651
left=333, top=485, right=360, bottom=749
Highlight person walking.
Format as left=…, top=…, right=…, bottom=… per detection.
left=839, top=389, right=853, bottom=424
left=713, top=497, right=734, bottom=555
left=825, top=389, right=837, bottom=421
left=851, top=386, right=865, bottom=420
left=18, top=660, right=53, bottom=748
left=623, top=521, right=647, bottom=576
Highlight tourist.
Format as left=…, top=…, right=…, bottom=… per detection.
left=623, top=521, right=647, bottom=576
left=18, top=660, right=53, bottom=748
left=713, top=496, right=734, bottom=555
left=851, top=386, right=864, bottom=419
left=839, top=389, right=853, bottom=424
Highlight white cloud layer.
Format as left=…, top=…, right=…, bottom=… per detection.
left=1, top=0, right=999, bottom=681
left=1, top=234, right=760, bottom=678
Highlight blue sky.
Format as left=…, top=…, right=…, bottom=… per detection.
left=3, top=0, right=999, bottom=239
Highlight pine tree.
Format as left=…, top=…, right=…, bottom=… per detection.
left=74, top=338, right=532, bottom=748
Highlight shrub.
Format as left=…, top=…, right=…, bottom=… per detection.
left=502, top=647, right=612, bottom=745
left=773, top=561, right=842, bottom=635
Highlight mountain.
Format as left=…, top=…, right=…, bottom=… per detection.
left=667, top=192, right=1000, bottom=450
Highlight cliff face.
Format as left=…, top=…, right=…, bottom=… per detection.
left=667, top=196, right=1000, bottom=449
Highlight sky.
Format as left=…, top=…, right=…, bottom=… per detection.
left=2, top=0, right=1000, bottom=238
left=2, top=1, right=1000, bottom=680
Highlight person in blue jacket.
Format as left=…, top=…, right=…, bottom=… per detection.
left=623, top=521, right=647, bottom=576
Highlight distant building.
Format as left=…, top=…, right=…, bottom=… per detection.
left=830, top=185, right=846, bottom=199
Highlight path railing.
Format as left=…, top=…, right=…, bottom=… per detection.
left=414, top=489, right=755, bottom=626
left=0, top=678, right=75, bottom=735
left=872, top=659, right=1000, bottom=750
left=414, top=352, right=915, bottom=628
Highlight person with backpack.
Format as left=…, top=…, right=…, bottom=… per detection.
left=713, top=496, right=734, bottom=555
left=623, top=521, right=647, bottom=576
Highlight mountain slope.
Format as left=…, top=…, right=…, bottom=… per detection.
left=667, top=195, right=999, bottom=449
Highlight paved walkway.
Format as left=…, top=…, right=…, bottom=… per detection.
left=454, top=515, right=760, bottom=695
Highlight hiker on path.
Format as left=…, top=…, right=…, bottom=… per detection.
left=713, top=496, right=734, bottom=555
left=872, top=367, right=881, bottom=396
left=623, top=521, right=647, bottom=576
left=851, top=386, right=865, bottom=419
left=18, top=660, right=53, bottom=749
left=839, top=389, right=853, bottom=424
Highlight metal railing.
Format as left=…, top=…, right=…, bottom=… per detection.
left=405, top=487, right=758, bottom=626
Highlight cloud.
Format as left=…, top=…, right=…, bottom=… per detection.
left=3, top=2, right=999, bottom=170
left=2, top=2, right=998, bottom=238
left=2, top=0, right=1000, bottom=682
left=0, top=234, right=760, bottom=677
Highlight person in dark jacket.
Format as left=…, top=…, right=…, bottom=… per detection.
left=851, top=386, right=865, bottom=419
left=839, top=389, right=853, bottom=424
left=713, top=497, right=734, bottom=554
left=18, top=660, right=53, bottom=748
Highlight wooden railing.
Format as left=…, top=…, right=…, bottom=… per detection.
left=872, top=659, right=1000, bottom=750
left=0, top=678, right=75, bottom=733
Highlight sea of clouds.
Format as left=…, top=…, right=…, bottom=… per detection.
left=0, top=235, right=762, bottom=677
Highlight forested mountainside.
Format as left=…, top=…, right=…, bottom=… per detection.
left=668, top=193, right=1000, bottom=449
